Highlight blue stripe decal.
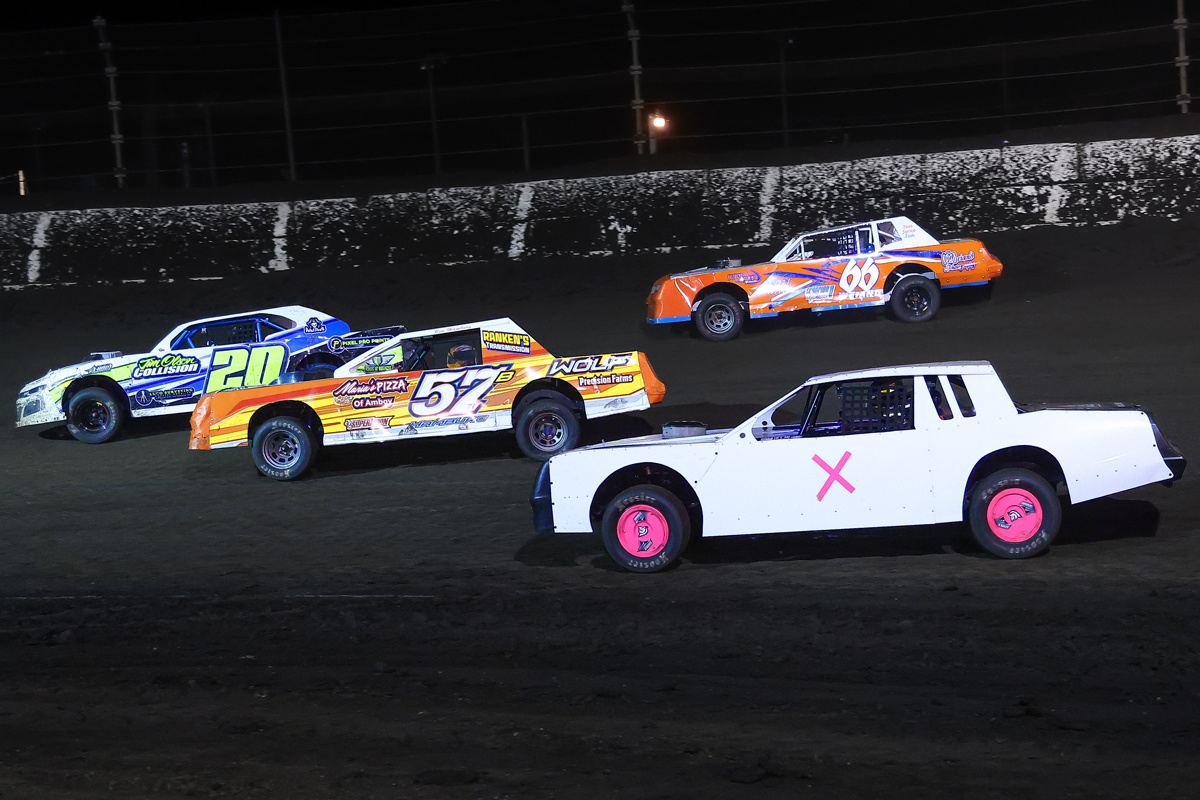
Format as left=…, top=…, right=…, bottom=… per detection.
left=944, top=280, right=989, bottom=288
left=883, top=249, right=942, bottom=260
left=647, top=316, right=690, bottom=324
left=749, top=311, right=778, bottom=318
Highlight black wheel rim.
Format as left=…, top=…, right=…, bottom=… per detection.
left=702, top=304, right=735, bottom=334
left=902, top=285, right=931, bottom=315
left=528, top=412, right=566, bottom=452
left=77, top=401, right=110, bottom=433
left=262, top=430, right=303, bottom=469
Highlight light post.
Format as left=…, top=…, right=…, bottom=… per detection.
left=648, top=112, right=667, bottom=154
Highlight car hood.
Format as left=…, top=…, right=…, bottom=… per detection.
left=576, top=428, right=733, bottom=452
left=668, top=261, right=771, bottom=279
left=19, top=353, right=137, bottom=394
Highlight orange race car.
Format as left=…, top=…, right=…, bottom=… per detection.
left=189, top=317, right=665, bottom=480
left=646, top=216, right=1003, bottom=340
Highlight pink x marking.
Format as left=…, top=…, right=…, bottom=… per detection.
left=812, top=451, right=855, bottom=501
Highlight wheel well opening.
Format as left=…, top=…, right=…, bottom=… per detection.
left=248, top=400, right=323, bottom=442
left=964, top=446, right=1068, bottom=509
left=884, top=264, right=938, bottom=292
left=693, top=282, right=749, bottom=307
left=64, top=376, right=129, bottom=415
left=514, top=379, right=583, bottom=417
left=589, top=462, right=703, bottom=536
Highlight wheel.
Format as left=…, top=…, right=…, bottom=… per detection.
left=967, top=468, right=1061, bottom=558
left=514, top=398, right=580, bottom=461
left=693, top=292, right=745, bottom=341
left=66, top=387, right=125, bottom=444
left=889, top=275, right=941, bottom=322
left=251, top=416, right=315, bottom=481
left=600, top=485, right=691, bottom=572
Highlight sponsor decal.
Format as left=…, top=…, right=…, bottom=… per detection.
left=834, top=288, right=884, bottom=302
left=547, top=353, right=633, bottom=376
left=481, top=330, right=532, bottom=355
left=729, top=270, right=762, bottom=285
left=332, top=376, right=410, bottom=410
left=579, top=373, right=635, bottom=388
left=804, top=284, right=836, bottom=302
left=329, top=335, right=393, bottom=354
left=941, top=250, right=976, bottom=272
left=133, top=387, right=195, bottom=407
left=132, top=353, right=201, bottom=379
left=359, top=354, right=395, bottom=374
left=85, top=362, right=113, bottom=375
left=400, top=415, right=487, bottom=433
left=765, top=276, right=792, bottom=290
left=304, top=317, right=327, bottom=334
left=344, top=416, right=391, bottom=431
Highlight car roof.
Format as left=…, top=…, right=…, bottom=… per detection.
left=801, top=360, right=995, bottom=386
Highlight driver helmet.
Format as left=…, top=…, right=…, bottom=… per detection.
left=447, top=344, right=478, bottom=368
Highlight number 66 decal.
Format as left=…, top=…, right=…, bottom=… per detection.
left=409, top=366, right=504, bottom=418
left=838, top=257, right=880, bottom=293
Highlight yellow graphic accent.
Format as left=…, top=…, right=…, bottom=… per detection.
left=204, top=345, right=287, bottom=393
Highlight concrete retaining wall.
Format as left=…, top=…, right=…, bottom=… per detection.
left=3, top=134, right=1199, bottom=287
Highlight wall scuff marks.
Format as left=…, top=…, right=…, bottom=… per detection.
left=3, top=134, right=1200, bottom=287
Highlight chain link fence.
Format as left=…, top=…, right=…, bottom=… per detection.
left=1, top=0, right=1194, bottom=194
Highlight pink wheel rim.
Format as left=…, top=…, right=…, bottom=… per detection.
left=616, top=504, right=669, bottom=558
left=986, top=488, right=1044, bottom=543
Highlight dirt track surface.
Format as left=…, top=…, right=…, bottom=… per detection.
left=1, top=216, right=1198, bottom=798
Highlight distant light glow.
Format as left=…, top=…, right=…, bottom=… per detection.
left=650, top=114, right=667, bottom=129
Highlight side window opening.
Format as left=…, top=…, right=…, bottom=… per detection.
left=855, top=227, right=874, bottom=254
left=764, top=377, right=915, bottom=439
left=947, top=374, right=976, bottom=418
left=402, top=330, right=483, bottom=372
left=876, top=221, right=900, bottom=245
left=924, top=375, right=954, bottom=420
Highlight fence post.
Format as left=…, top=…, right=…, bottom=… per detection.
left=422, top=62, right=441, bottom=175
left=521, top=113, right=531, bottom=171
left=1177, top=0, right=1191, bottom=113
left=780, top=36, right=792, bottom=148
left=623, top=3, right=645, bottom=155
left=274, top=10, right=298, bottom=181
left=93, top=17, right=126, bottom=188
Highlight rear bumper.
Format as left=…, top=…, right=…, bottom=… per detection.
left=530, top=461, right=554, bottom=533
left=1150, top=418, right=1186, bottom=484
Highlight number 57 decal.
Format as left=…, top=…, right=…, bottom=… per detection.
left=204, top=345, right=287, bottom=393
left=409, top=366, right=506, bottom=418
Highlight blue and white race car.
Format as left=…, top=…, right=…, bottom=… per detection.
left=16, top=305, right=404, bottom=443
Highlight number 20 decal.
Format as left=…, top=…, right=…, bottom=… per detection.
left=204, top=345, right=287, bottom=393
left=838, top=257, right=880, bottom=293
left=409, top=366, right=504, bottom=418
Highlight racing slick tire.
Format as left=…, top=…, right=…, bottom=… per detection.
left=600, top=484, right=691, bottom=573
left=251, top=416, right=316, bottom=481
left=889, top=275, right=941, bottom=323
left=967, top=468, right=1061, bottom=558
left=66, top=386, right=125, bottom=444
left=514, top=398, right=580, bottom=461
left=693, top=292, right=745, bottom=341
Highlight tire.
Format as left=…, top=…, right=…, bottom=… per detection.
left=600, top=484, right=691, bottom=572
left=967, top=468, right=1061, bottom=558
left=66, top=387, right=125, bottom=444
left=693, top=292, right=745, bottom=341
left=889, top=275, right=941, bottom=323
left=251, top=416, right=315, bottom=481
left=295, top=358, right=342, bottom=382
left=514, top=398, right=580, bottom=461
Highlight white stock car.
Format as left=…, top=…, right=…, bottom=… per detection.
left=531, top=361, right=1186, bottom=572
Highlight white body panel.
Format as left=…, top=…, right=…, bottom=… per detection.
left=544, top=361, right=1175, bottom=536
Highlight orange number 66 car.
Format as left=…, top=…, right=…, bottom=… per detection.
left=645, top=216, right=1003, bottom=340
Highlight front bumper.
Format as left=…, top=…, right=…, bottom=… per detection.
left=530, top=461, right=554, bottom=533
left=15, top=388, right=65, bottom=427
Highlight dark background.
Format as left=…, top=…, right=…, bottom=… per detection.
left=2, top=0, right=1197, bottom=196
